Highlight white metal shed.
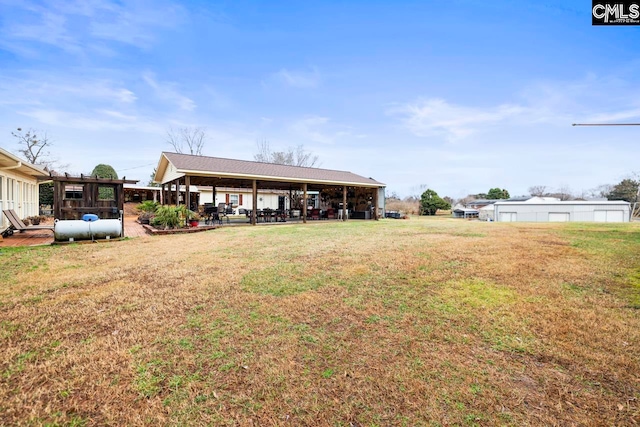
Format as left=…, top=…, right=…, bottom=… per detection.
left=493, top=201, right=631, bottom=223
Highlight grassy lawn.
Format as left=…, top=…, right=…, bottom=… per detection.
left=1, top=217, right=639, bottom=426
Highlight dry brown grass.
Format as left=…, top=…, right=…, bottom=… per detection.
left=1, top=218, right=639, bottom=426
left=385, top=199, right=420, bottom=215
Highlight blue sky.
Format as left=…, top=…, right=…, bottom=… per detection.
left=0, top=0, right=638, bottom=199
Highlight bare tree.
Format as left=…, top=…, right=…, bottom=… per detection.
left=12, top=128, right=51, bottom=165
left=555, top=185, right=573, bottom=201
left=11, top=128, right=65, bottom=173
left=166, top=127, right=206, bottom=155
left=409, top=183, right=428, bottom=200
left=528, top=185, right=547, bottom=197
left=254, top=140, right=320, bottom=167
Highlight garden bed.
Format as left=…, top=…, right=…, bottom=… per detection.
left=140, top=223, right=218, bottom=235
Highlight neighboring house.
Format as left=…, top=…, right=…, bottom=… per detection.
left=452, top=208, right=479, bottom=218
left=0, top=147, right=47, bottom=231
left=465, top=196, right=546, bottom=210
left=478, top=205, right=495, bottom=221
left=466, top=199, right=499, bottom=209
left=493, top=200, right=631, bottom=223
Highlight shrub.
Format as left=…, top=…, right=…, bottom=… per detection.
left=137, top=200, right=159, bottom=213
left=151, top=205, right=195, bottom=229
left=152, top=205, right=181, bottom=229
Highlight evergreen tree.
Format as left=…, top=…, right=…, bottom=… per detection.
left=91, top=164, right=118, bottom=179
left=420, top=189, right=451, bottom=215
left=486, top=188, right=510, bottom=199
left=607, top=179, right=639, bottom=202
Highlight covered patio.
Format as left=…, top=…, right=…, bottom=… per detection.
left=154, top=152, right=385, bottom=226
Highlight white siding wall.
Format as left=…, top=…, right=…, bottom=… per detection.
left=213, top=191, right=290, bottom=211
left=199, top=188, right=326, bottom=212
left=0, top=169, right=40, bottom=229
left=494, top=203, right=630, bottom=223
left=199, top=188, right=214, bottom=205
left=159, top=162, right=184, bottom=184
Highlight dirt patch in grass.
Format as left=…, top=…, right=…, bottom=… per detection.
left=1, top=219, right=639, bottom=425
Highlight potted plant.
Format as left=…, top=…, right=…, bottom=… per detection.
left=188, top=211, right=201, bottom=227
left=173, top=205, right=197, bottom=228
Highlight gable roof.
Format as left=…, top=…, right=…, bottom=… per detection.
left=155, top=152, right=385, bottom=187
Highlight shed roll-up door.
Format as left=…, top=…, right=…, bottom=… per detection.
left=499, top=212, right=516, bottom=222
left=549, top=213, right=570, bottom=222
left=594, top=210, right=625, bottom=222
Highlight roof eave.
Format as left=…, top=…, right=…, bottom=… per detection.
left=154, top=153, right=171, bottom=183
left=0, top=147, right=48, bottom=176
left=177, top=168, right=385, bottom=187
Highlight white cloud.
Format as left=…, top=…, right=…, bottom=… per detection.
left=392, top=74, right=640, bottom=141
left=289, top=116, right=334, bottom=144
left=142, top=73, right=196, bottom=111
left=273, top=67, right=321, bottom=88
left=392, top=98, right=527, bottom=140
left=17, top=108, right=164, bottom=133
left=0, top=75, right=137, bottom=106
left=0, top=0, right=186, bottom=56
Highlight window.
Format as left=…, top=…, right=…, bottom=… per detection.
left=0, top=176, right=3, bottom=200
left=7, top=178, right=14, bottom=200
left=308, top=194, right=319, bottom=208
left=229, top=194, right=239, bottom=207
left=98, top=185, right=115, bottom=201
left=64, top=184, right=84, bottom=199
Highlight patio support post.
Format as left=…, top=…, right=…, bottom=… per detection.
left=303, top=183, right=308, bottom=224
left=373, top=187, right=378, bottom=220
left=343, top=186, right=347, bottom=221
left=185, top=175, right=191, bottom=213
left=252, top=179, right=257, bottom=226
left=289, top=187, right=292, bottom=214
left=174, top=178, right=180, bottom=206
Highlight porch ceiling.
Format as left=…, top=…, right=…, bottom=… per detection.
left=186, top=175, right=331, bottom=192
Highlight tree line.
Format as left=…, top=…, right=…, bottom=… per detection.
left=386, top=178, right=639, bottom=217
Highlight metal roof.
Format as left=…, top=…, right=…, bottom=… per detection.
left=493, top=200, right=630, bottom=206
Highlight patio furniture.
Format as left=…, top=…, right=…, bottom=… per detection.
left=274, top=209, right=286, bottom=222
left=203, top=203, right=217, bottom=225
left=263, top=208, right=273, bottom=222
left=2, top=209, right=54, bottom=237
left=325, top=208, right=336, bottom=219
left=310, top=208, right=321, bottom=220
left=217, top=203, right=230, bottom=224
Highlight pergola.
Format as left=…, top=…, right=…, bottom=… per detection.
left=44, top=174, right=138, bottom=221
left=153, top=152, right=386, bottom=225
